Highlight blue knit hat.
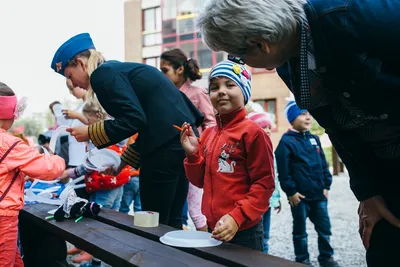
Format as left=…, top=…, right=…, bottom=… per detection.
left=209, top=60, right=252, bottom=104
left=284, top=101, right=308, bottom=124
left=51, top=33, right=96, bottom=76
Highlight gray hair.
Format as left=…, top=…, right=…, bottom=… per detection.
left=197, top=0, right=307, bottom=56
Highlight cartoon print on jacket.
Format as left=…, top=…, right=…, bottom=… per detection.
left=217, top=143, right=237, bottom=173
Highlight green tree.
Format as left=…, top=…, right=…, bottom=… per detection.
left=311, top=119, right=325, bottom=136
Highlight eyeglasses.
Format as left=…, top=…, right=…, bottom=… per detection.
left=227, top=55, right=245, bottom=65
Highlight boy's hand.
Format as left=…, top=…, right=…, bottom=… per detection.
left=211, top=214, right=239, bottom=242
left=180, top=122, right=199, bottom=155
left=274, top=200, right=282, bottom=213
left=289, top=192, right=305, bottom=207
left=323, top=189, right=329, bottom=199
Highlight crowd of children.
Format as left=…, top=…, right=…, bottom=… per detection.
left=0, top=32, right=341, bottom=267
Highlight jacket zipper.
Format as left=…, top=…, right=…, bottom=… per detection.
left=208, top=115, right=223, bottom=223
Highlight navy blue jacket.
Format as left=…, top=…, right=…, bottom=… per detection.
left=278, top=0, right=400, bottom=201
left=275, top=130, right=332, bottom=201
left=87, top=61, right=204, bottom=169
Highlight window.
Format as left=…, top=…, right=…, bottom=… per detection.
left=143, top=57, right=160, bottom=69
left=142, top=7, right=162, bottom=46
left=143, top=33, right=162, bottom=46
left=178, top=0, right=195, bottom=15
left=163, top=0, right=177, bottom=20
left=253, top=99, right=278, bottom=130
left=177, top=16, right=197, bottom=34
left=216, top=52, right=225, bottom=63
left=143, top=7, right=161, bottom=32
left=197, top=41, right=212, bottom=69
left=195, top=0, right=206, bottom=13
left=180, top=43, right=195, bottom=59
left=162, top=20, right=176, bottom=36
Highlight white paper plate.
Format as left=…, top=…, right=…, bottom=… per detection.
left=160, top=230, right=222, bottom=248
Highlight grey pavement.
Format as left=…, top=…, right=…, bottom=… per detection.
left=268, top=173, right=367, bottom=267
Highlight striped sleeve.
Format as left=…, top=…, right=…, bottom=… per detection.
left=88, top=121, right=111, bottom=148
left=120, top=145, right=140, bottom=169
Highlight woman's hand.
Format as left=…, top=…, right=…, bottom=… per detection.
left=62, top=109, right=80, bottom=120
left=358, top=195, right=400, bottom=249
left=180, top=122, right=199, bottom=155
left=66, top=126, right=89, bottom=142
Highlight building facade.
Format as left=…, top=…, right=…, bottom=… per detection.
left=124, top=0, right=292, bottom=147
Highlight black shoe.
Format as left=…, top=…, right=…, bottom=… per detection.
left=319, top=257, right=340, bottom=267
left=296, top=259, right=314, bottom=266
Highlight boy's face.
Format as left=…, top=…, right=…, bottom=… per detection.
left=209, top=77, right=244, bottom=115
left=263, top=125, right=272, bottom=136
left=292, top=112, right=312, bottom=132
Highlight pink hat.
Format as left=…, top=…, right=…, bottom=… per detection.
left=247, top=112, right=272, bottom=128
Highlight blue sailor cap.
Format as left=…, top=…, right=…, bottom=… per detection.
left=51, top=33, right=95, bottom=76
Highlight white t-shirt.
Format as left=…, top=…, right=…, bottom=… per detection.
left=67, top=102, right=87, bottom=166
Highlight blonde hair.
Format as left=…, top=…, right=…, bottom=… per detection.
left=82, top=101, right=108, bottom=121
left=245, top=103, right=255, bottom=114
left=68, top=49, right=105, bottom=101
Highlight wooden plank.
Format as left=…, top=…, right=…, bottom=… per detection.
left=96, top=209, right=304, bottom=267
left=21, top=204, right=223, bottom=267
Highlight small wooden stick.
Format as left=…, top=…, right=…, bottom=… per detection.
left=173, top=125, right=201, bottom=144
left=173, top=125, right=183, bottom=131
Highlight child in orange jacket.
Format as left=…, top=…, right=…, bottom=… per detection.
left=0, top=82, right=65, bottom=266
left=180, top=61, right=275, bottom=251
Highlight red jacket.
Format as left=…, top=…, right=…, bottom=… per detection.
left=85, top=144, right=130, bottom=193
left=184, top=108, right=275, bottom=231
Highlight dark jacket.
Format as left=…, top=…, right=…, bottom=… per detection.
left=88, top=61, right=204, bottom=168
left=277, top=0, right=400, bottom=201
left=275, top=130, right=332, bottom=201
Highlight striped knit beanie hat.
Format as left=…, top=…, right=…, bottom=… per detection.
left=209, top=60, right=252, bottom=104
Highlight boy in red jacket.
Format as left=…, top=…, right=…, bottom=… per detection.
left=180, top=60, right=275, bottom=251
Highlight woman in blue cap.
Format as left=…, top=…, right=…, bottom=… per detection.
left=51, top=33, right=204, bottom=229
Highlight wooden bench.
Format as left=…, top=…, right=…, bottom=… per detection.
left=21, top=204, right=223, bottom=267
left=95, top=208, right=304, bottom=267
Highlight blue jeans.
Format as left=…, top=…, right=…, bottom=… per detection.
left=262, top=208, right=272, bottom=254
left=181, top=200, right=188, bottom=225
left=230, top=220, right=264, bottom=251
left=119, top=176, right=142, bottom=213
left=90, top=186, right=123, bottom=211
left=291, top=200, right=334, bottom=262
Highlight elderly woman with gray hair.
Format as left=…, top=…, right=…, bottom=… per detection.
left=198, top=1, right=400, bottom=267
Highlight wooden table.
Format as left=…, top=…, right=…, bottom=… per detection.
left=21, top=203, right=305, bottom=267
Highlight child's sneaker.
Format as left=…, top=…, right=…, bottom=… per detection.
left=319, top=257, right=340, bottom=267
left=297, top=259, right=314, bottom=266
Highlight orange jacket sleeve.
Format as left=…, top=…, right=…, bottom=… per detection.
left=5, top=141, right=65, bottom=180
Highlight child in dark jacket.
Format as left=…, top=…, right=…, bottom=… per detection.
left=181, top=61, right=275, bottom=251
left=275, top=101, right=339, bottom=267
